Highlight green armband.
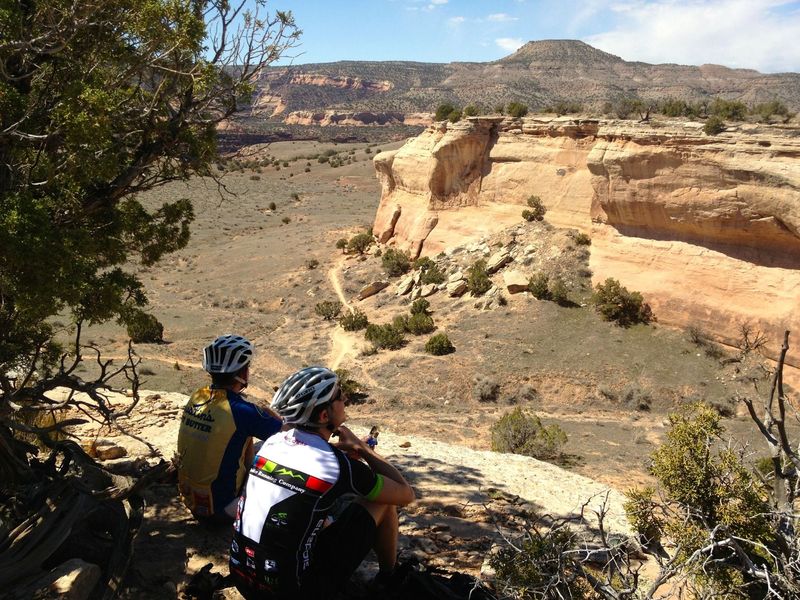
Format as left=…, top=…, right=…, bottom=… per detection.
left=365, top=474, right=384, bottom=501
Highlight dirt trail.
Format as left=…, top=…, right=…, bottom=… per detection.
left=327, top=256, right=362, bottom=370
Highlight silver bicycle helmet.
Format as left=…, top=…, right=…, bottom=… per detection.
left=271, top=367, right=339, bottom=426
left=202, top=334, right=254, bottom=374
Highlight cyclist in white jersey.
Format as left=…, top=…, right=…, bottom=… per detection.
left=230, top=367, right=415, bottom=599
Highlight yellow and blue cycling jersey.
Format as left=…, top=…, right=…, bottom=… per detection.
left=177, top=386, right=281, bottom=518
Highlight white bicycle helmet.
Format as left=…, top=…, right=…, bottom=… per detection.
left=271, top=367, right=339, bottom=426
left=202, top=334, right=254, bottom=374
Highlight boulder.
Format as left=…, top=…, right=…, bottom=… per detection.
left=447, top=280, right=468, bottom=297
left=357, top=281, right=389, bottom=300
left=39, top=559, right=102, bottom=600
left=504, top=269, right=530, bottom=294
left=448, top=271, right=464, bottom=283
left=410, top=287, right=422, bottom=300
left=486, top=250, right=512, bottom=274
left=94, top=439, right=127, bottom=460
left=419, top=284, right=437, bottom=298
left=396, top=275, right=414, bottom=296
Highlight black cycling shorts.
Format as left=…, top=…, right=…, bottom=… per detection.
left=234, top=501, right=377, bottom=600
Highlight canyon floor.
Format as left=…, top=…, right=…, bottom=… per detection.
left=72, top=139, right=791, bottom=597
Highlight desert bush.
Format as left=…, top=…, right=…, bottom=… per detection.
left=494, top=104, right=505, bottom=114
left=466, top=259, right=492, bottom=296
left=281, top=216, right=291, bottom=224
left=704, top=115, right=726, bottom=135
left=522, top=195, right=546, bottom=222
left=392, top=314, right=409, bottom=332
left=528, top=272, right=550, bottom=300
left=435, top=102, right=458, bottom=121
left=410, top=298, right=431, bottom=315
left=381, top=248, right=411, bottom=276
left=334, top=368, right=365, bottom=399
left=447, top=109, right=462, bottom=123
left=506, top=102, right=528, bottom=118
left=290, top=192, right=299, bottom=200
left=347, top=232, right=373, bottom=255
left=463, top=104, right=480, bottom=117
left=249, top=174, right=260, bottom=181
left=314, top=300, right=341, bottom=321
left=317, top=155, right=329, bottom=163
left=549, top=277, right=569, bottom=306
left=305, top=259, right=319, bottom=270
left=126, top=310, right=164, bottom=343
left=622, top=385, right=652, bottom=411
left=591, top=278, right=653, bottom=326
left=419, top=263, right=445, bottom=285
left=335, top=238, right=348, bottom=252
left=753, top=100, right=790, bottom=123
left=406, top=312, right=435, bottom=335
left=491, top=407, right=568, bottom=460
left=572, top=232, right=591, bottom=245
left=709, top=98, right=747, bottom=120
left=268, top=201, right=277, bottom=210
left=339, top=308, right=369, bottom=331
left=304, top=166, right=311, bottom=172
left=473, top=375, right=499, bottom=403
left=425, top=333, right=455, bottom=355
left=364, top=323, right=405, bottom=350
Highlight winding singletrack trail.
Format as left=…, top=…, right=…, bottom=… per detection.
left=327, top=256, right=361, bottom=370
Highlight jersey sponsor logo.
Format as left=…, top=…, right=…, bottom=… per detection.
left=181, top=416, right=212, bottom=433
left=269, top=512, right=288, bottom=526
left=231, top=539, right=239, bottom=554
left=252, top=456, right=333, bottom=493
left=275, top=467, right=305, bottom=481
left=183, top=403, right=215, bottom=422
left=264, top=559, right=278, bottom=572
left=246, top=558, right=255, bottom=570
left=302, top=518, right=325, bottom=570
left=245, top=546, right=255, bottom=558
left=230, top=557, right=241, bottom=567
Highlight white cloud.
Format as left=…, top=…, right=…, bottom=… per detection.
left=585, top=0, right=800, bottom=73
left=430, top=0, right=448, bottom=4
left=448, top=15, right=466, bottom=25
left=496, top=37, right=525, bottom=52
left=487, top=13, right=519, bottom=22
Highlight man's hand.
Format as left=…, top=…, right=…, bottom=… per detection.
left=332, top=425, right=366, bottom=460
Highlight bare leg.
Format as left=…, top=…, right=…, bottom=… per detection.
left=358, top=501, right=398, bottom=572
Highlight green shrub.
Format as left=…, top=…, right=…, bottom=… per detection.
left=305, top=258, right=319, bottom=270
left=708, top=98, right=747, bottom=120
left=447, top=109, right=462, bottom=123
left=703, top=115, right=725, bottom=135
left=334, top=368, right=365, bottom=399
left=406, top=312, right=435, bottom=335
left=491, top=407, right=567, bottom=461
left=425, top=333, right=455, bottom=355
left=391, top=314, right=409, bottom=332
left=339, top=308, right=369, bottom=331
left=335, top=238, right=348, bottom=252
left=753, top=100, right=790, bottom=123
left=473, top=375, right=499, bottom=402
left=347, top=232, right=372, bottom=255
left=419, top=263, right=445, bottom=285
left=549, top=277, right=569, bottom=306
left=506, top=102, right=528, bottom=118
left=314, top=300, right=341, bottom=321
left=281, top=216, right=290, bottom=224
left=381, top=248, right=411, bottom=277
left=126, top=310, right=164, bottom=343
left=364, top=323, right=405, bottom=350
left=412, top=256, right=435, bottom=271
left=591, top=278, right=653, bottom=326
left=435, top=102, right=458, bottom=121
left=410, top=298, right=430, bottom=315
left=462, top=104, right=480, bottom=117
left=268, top=201, right=277, bottom=210
left=528, top=272, right=550, bottom=300
left=522, top=195, right=546, bottom=221
left=572, top=232, right=591, bottom=245
left=466, top=259, right=492, bottom=296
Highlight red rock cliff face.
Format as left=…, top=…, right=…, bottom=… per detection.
left=373, top=117, right=800, bottom=366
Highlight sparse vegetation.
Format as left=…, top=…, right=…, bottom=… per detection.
left=305, top=259, right=319, bottom=270
left=549, top=277, right=570, bottom=306
left=269, top=202, right=277, bottom=210
left=405, top=312, right=435, bottom=335
left=704, top=115, right=726, bottom=135
left=335, top=238, right=348, bottom=252
left=416, top=258, right=445, bottom=285
left=364, top=323, right=405, bottom=350
left=466, top=259, right=492, bottom=296
left=381, top=248, right=412, bottom=276
left=591, top=278, right=653, bottom=326
left=126, top=310, right=164, bottom=344
left=347, top=231, right=373, bottom=255
left=314, top=300, right=342, bottom=321
left=410, top=298, right=431, bottom=315
left=491, top=407, right=568, bottom=461
left=522, top=195, right=546, bottom=222
left=473, top=375, right=499, bottom=403
left=506, top=102, right=528, bottom=118
left=425, top=333, right=455, bottom=355
left=339, top=308, right=369, bottom=331
left=528, top=272, right=550, bottom=300
left=334, top=368, right=365, bottom=399
left=435, top=102, right=459, bottom=121
left=281, top=216, right=291, bottom=224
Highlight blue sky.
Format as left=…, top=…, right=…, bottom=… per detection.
left=269, top=0, right=800, bottom=73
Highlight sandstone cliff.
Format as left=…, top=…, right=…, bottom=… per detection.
left=373, top=117, right=800, bottom=366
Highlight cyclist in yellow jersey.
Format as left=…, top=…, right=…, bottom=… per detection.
left=177, top=334, right=281, bottom=523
